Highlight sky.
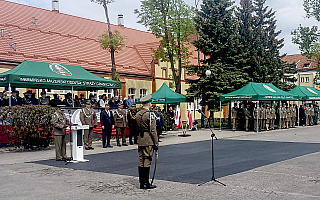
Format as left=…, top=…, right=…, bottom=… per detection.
left=5, top=0, right=319, bottom=55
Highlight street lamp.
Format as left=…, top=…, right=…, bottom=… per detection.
left=201, top=69, right=211, bottom=128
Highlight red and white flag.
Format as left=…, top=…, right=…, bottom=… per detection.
left=175, top=105, right=181, bottom=128
left=187, top=108, right=193, bottom=129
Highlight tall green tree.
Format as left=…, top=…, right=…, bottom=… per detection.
left=91, top=0, right=125, bottom=95
left=186, top=0, right=249, bottom=109
left=236, top=0, right=296, bottom=90
left=292, top=0, right=320, bottom=85
left=135, top=0, right=195, bottom=93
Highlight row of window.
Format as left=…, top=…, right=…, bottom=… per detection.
left=300, top=77, right=310, bottom=83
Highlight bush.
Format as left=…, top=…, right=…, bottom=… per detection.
left=0, top=105, right=56, bottom=149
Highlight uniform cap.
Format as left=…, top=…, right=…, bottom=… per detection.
left=80, top=93, right=85, bottom=97
left=24, top=90, right=32, bottom=94
left=117, top=102, right=123, bottom=106
left=85, top=100, right=91, bottom=105
left=57, top=106, right=65, bottom=110
left=140, top=94, right=152, bottom=103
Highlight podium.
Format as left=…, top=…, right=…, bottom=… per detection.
left=70, top=125, right=89, bottom=163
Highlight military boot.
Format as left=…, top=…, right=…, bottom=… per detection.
left=139, top=167, right=156, bottom=189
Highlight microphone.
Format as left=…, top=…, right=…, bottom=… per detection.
left=197, top=109, right=207, bottom=118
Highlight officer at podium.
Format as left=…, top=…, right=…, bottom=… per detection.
left=80, top=100, right=97, bottom=150
left=136, top=94, right=158, bottom=189
left=52, top=107, right=70, bottom=161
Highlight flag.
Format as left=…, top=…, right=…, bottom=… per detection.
left=187, top=109, right=193, bottom=129
left=175, top=105, right=181, bottom=128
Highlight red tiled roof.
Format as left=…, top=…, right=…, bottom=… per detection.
left=0, top=0, right=160, bottom=76
left=282, top=54, right=317, bottom=71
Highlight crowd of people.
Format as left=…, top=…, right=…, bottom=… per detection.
left=231, top=102, right=319, bottom=131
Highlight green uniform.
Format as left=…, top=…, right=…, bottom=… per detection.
left=231, top=107, right=238, bottom=131
left=292, top=106, right=296, bottom=127
left=38, top=96, right=50, bottom=105
left=80, top=107, right=97, bottom=148
left=114, top=108, right=127, bottom=145
left=52, top=110, right=70, bottom=160
left=270, top=107, right=276, bottom=130
left=243, top=107, right=251, bottom=131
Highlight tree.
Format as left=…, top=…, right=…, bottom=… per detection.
left=237, top=0, right=296, bottom=90
left=292, top=0, right=320, bottom=85
left=135, top=0, right=195, bottom=93
left=186, top=0, right=249, bottom=110
left=91, top=0, right=125, bottom=95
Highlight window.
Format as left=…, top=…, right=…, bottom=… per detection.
left=45, top=89, right=54, bottom=94
left=128, top=88, right=136, bottom=99
left=188, top=102, right=194, bottom=110
left=60, top=90, right=72, bottom=95
left=162, top=68, right=167, bottom=78
left=304, top=62, right=311, bottom=68
left=195, top=98, right=201, bottom=110
left=89, top=90, right=99, bottom=100
left=305, top=77, right=309, bottom=83
left=140, top=89, right=148, bottom=98
left=1, top=29, right=3, bottom=37
left=104, top=89, right=113, bottom=99
left=300, top=77, right=304, bottom=83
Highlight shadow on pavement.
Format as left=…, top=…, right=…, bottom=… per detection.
left=32, top=139, right=320, bottom=184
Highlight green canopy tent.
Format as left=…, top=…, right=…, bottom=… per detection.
left=0, top=60, right=121, bottom=106
left=288, top=86, right=320, bottom=101
left=135, top=83, right=187, bottom=104
left=288, top=86, right=320, bottom=127
left=219, top=82, right=298, bottom=132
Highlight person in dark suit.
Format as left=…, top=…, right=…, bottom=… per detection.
left=100, top=104, right=114, bottom=148
left=10, top=90, right=22, bottom=106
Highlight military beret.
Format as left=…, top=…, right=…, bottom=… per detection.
left=40, top=91, right=46, bottom=95
left=140, top=94, right=152, bottom=103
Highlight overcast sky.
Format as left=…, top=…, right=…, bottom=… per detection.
left=6, top=0, right=319, bottom=55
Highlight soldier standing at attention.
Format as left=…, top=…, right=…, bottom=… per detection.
left=243, top=104, right=251, bottom=131
left=114, top=102, right=127, bottom=146
left=136, top=94, right=158, bottom=189
left=270, top=104, right=276, bottom=130
left=80, top=100, right=97, bottom=150
left=253, top=105, right=259, bottom=131
left=127, top=104, right=138, bottom=145
left=310, top=104, right=315, bottom=126
left=281, top=104, right=287, bottom=128
left=38, top=91, right=50, bottom=105
left=265, top=105, right=271, bottom=131
left=286, top=104, right=292, bottom=129
left=231, top=104, right=238, bottom=131
left=154, top=106, right=164, bottom=141
left=306, top=104, right=311, bottom=126
left=292, top=104, right=297, bottom=127
left=52, top=107, right=70, bottom=161
left=260, top=105, right=266, bottom=131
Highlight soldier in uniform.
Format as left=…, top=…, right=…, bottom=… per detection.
left=63, top=93, right=74, bottom=107
left=243, top=104, right=251, bottom=131
left=38, top=91, right=50, bottom=105
left=286, top=104, right=292, bottom=129
left=292, top=104, right=297, bottom=127
left=89, top=94, right=98, bottom=108
left=136, top=94, right=158, bottom=189
left=253, top=105, right=260, bottom=131
left=154, top=106, right=164, bottom=141
left=265, top=105, right=271, bottom=131
left=306, top=104, right=311, bottom=126
left=80, top=100, right=97, bottom=150
left=114, top=102, right=127, bottom=146
left=127, top=104, right=138, bottom=145
left=77, top=93, right=86, bottom=107
left=231, top=104, right=238, bottom=131
left=310, top=104, right=315, bottom=126
left=281, top=104, right=287, bottom=128
left=260, top=105, right=266, bottom=131
left=52, top=107, right=70, bottom=161
left=270, top=104, right=276, bottom=130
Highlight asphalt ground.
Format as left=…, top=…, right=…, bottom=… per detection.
left=1, top=126, right=320, bottom=200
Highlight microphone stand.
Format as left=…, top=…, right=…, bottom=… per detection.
left=197, top=110, right=226, bottom=186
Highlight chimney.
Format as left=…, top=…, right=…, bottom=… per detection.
left=52, top=0, right=59, bottom=12
left=118, top=14, right=124, bottom=26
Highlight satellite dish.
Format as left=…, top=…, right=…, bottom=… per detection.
left=71, top=109, right=82, bottom=125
